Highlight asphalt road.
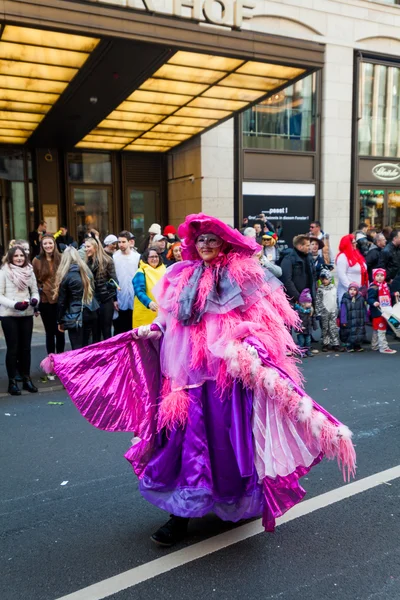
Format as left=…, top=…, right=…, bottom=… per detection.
left=1, top=350, right=399, bottom=600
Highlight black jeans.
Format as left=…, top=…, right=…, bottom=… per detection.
left=95, top=298, right=114, bottom=342
left=1, top=316, right=33, bottom=379
left=40, top=302, right=65, bottom=354
left=67, top=309, right=99, bottom=350
left=114, top=309, right=133, bottom=335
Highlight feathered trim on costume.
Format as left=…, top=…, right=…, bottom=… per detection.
left=224, top=341, right=356, bottom=482
left=40, top=356, right=55, bottom=374
left=158, top=387, right=191, bottom=431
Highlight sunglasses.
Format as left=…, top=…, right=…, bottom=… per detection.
left=195, top=235, right=223, bottom=248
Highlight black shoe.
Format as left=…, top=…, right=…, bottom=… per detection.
left=322, top=345, right=329, bottom=352
left=151, top=515, right=189, bottom=547
left=8, top=379, right=21, bottom=396
left=15, top=373, right=23, bottom=382
left=22, top=378, right=38, bottom=393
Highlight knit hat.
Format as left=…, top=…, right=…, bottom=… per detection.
left=163, top=225, right=176, bottom=236
left=243, top=227, right=256, bottom=238
left=372, top=268, right=386, bottom=280
left=320, top=269, right=332, bottom=281
left=103, top=234, right=118, bottom=246
left=148, top=223, right=161, bottom=235
left=348, top=282, right=360, bottom=291
left=299, top=288, right=312, bottom=303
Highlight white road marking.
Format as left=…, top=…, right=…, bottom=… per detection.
left=55, top=465, right=400, bottom=600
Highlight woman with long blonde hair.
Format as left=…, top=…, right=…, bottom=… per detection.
left=54, top=247, right=99, bottom=350
left=84, top=237, right=118, bottom=341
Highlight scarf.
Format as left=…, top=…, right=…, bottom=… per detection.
left=4, top=263, right=33, bottom=291
left=372, top=278, right=391, bottom=308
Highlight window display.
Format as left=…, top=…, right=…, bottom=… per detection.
left=242, top=73, right=316, bottom=152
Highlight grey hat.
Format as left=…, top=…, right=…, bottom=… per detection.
left=104, top=234, right=118, bottom=246
left=153, top=234, right=166, bottom=243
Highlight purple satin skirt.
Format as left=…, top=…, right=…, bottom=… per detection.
left=128, top=381, right=264, bottom=521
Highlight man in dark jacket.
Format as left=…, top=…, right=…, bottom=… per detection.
left=379, top=229, right=400, bottom=281
left=355, top=222, right=370, bottom=257
left=56, top=226, right=74, bottom=252
left=280, top=234, right=317, bottom=304
left=366, top=233, right=386, bottom=281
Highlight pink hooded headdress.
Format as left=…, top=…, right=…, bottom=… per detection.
left=178, top=213, right=261, bottom=260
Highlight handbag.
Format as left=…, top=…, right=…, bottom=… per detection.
left=65, top=300, right=84, bottom=330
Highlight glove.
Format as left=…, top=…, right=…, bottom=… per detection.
left=14, top=301, right=29, bottom=311
left=30, top=298, right=38, bottom=307
left=131, top=324, right=162, bottom=340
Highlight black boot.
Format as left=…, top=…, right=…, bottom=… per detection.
left=8, top=379, right=21, bottom=396
left=151, top=515, right=190, bottom=547
left=22, top=377, right=38, bottom=393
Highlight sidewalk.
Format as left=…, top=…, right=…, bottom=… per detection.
left=0, top=320, right=68, bottom=396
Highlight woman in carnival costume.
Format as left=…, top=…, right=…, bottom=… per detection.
left=42, top=213, right=356, bottom=547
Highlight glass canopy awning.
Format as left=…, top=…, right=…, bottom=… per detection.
left=0, top=24, right=99, bottom=144
left=77, top=51, right=307, bottom=152
left=0, top=23, right=311, bottom=152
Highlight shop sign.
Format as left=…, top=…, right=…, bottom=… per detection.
left=89, top=0, right=255, bottom=29
left=372, top=163, right=400, bottom=182
left=243, top=194, right=314, bottom=248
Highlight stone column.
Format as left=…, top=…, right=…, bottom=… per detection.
left=320, top=44, right=354, bottom=254
left=200, top=119, right=235, bottom=225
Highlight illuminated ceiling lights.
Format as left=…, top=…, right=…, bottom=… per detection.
left=78, top=51, right=305, bottom=152
left=0, top=25, right=99, bottom=144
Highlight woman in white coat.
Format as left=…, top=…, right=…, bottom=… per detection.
left=335, top=233, right=368, bottom=303
left=0, top=245, right=40, bottom=395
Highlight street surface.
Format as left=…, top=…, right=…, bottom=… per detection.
left=1, top=349, right=399, bottom=600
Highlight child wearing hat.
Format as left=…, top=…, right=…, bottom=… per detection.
left=367, top=268, right=397, bottom=354
left=315, top=269, right=341, bottom=352
left=339, top=282, right=367, bottom=352
left=294, top=288, right=317, bottom=357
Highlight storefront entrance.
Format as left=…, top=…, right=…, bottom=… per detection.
left=70, top=186, right=113, bottom=246
left=0, top=11, right=324, bottom=237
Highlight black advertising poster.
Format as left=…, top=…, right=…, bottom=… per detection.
left=243, top=195, right=315, bottom=247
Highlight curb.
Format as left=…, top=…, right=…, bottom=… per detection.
left=0, top=384, right=64, bottom=398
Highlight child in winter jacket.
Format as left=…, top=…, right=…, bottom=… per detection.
left=367, top=268, right=397, bottom=354
left=315, top=269, right=341, bottom=352
left=339, top=282, right=367, bottom=352
left=294, top=288, right=317, bottom=357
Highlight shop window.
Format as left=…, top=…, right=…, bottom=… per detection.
left=0, top=149, right=33, bottom=248
left=359, top=189, right=384, bottom=230
left=388, top=190, right=400, bottom=228
left=359, top=62, right=400, bottom=157
left=242, top=73, right=316, bottom=152
left=68, top=152, right=112, bottom=184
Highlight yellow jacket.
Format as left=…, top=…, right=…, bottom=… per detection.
left=132, top=261, right=166, bottom=327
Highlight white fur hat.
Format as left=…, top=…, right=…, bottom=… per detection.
left=148, top=223, right=161, bottom=235
left=243, top=227, right=256, bottom=238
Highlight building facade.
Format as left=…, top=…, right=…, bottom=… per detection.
left=1, top=0, right=400, bottom=252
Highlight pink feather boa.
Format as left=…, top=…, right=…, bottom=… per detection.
left=156, top=252, right=302, bottom=429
